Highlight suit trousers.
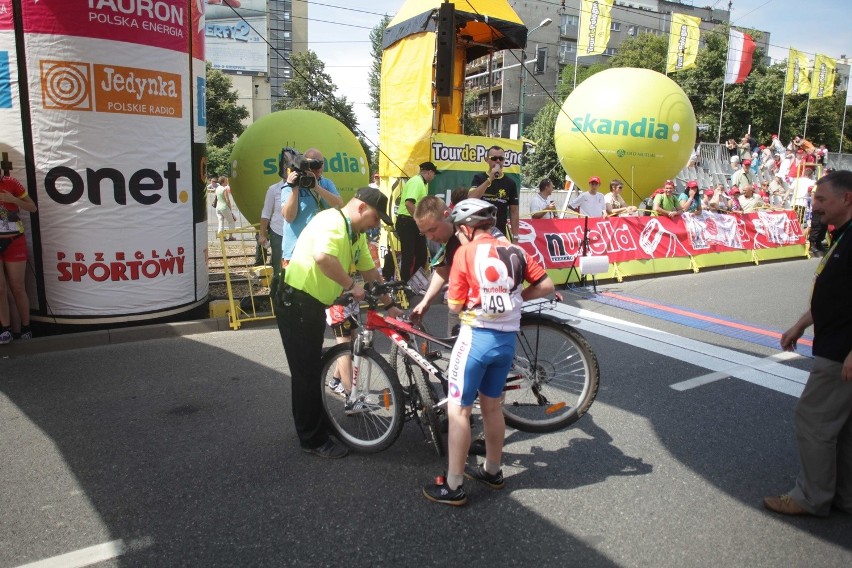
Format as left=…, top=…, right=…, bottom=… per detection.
left=790, top=356, right=852, bottom=515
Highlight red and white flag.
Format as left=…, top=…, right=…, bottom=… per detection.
left=725, top=29, right=756, bottom=84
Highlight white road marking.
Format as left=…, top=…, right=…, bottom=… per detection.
left=670, top=352, right=804, bottom=391
left=543, top=304, right=809, bottom=398
left=15, top=540, right=126, bottom=568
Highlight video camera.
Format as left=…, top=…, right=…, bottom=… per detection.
left=278, top=147, right=323, bottom=189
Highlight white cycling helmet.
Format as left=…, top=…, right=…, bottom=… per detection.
left=450, top=198, right=497, bottom=228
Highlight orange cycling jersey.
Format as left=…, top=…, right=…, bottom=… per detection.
left=447, top=233, right=547, bottom=332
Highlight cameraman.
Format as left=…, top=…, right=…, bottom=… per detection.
left=281, top=148, right=343, bottom=262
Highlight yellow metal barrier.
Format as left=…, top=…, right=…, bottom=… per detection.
left=215, top=225, right=277, bottom=330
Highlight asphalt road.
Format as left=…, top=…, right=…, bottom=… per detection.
left=2, top=256, right=851, bottom=567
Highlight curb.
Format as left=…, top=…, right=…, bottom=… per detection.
left=1, top=317, right=274, bottom=357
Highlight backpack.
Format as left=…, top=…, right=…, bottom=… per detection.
left=640, top=196, right=654, bottom=216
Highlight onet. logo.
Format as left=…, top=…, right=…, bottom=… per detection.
left=571, top=113, right=683, bottom=142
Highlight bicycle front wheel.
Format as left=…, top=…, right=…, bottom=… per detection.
left=320, top=343, right=405, bottom=453
left=389, top=343, right=446, bottom=457
left=502, top=316, right=600, bottom=433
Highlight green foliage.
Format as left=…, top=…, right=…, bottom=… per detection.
left=610, top=33, right=667, bottom=73
left=463, top=91, right=485, bottom=137
left=205, top=62, right=249, bottom=148
left=368, top=15, right=392, bottom=122
left=274, top=49, right=375, bottom=159
left=206, top=142, right=234, bottom=178
left=522, top=101, right=560, bottom=188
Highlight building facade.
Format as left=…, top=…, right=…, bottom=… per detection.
left=205, top=0, right=307, bottom=124
left=466, top=0, right=770, bottom=139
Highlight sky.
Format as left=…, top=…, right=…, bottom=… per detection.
left=306, top=0, right=852, bottom=147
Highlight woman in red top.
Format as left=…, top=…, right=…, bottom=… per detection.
left=0, top=176, right=37, bottom=343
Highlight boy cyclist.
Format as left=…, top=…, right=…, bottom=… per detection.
left=422, top=199, right=554, bottom=506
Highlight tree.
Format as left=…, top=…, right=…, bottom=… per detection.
left=522, top=100, right=560, bottom=188
left=274, top=50, right=359, bottom=133
left=368, top=15, right=392, bottom=122
left=205, top=62, right=248, bottom=148
left=463, top=91, right=485, bottom=137
left=610, top=33, right=667, bottom=74
left=522, top=64, right=608, bottom=187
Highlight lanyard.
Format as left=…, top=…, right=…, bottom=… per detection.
left=815, top=228, right=846, bottom=278
left=337, top=210, right=360, bottom=273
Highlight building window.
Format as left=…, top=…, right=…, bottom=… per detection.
left=628, top=25, right=636, bottom=36
left=558, top=40, right=576, bottom=63
left=603, top=47, right=618, bottom=57
left=534, top=47, right=547, bottom=74
left=610, top=22, right=621, bottom=32
left=560, top=14, right=579, bottom=27
left=284, top=11, right=290, bottom=20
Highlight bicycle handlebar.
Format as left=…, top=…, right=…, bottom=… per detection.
left=332, top=280, right=415, bottom=310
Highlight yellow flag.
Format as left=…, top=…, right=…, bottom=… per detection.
left=784, top=48, right=811, bottom=95
left=666, top=13, right=701, bottom=73
left=809, top=54, right=836, bottom=99
left=577, top=0, right=613, bottom=58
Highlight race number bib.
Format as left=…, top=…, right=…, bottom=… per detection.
left=481, top=290, right=511, bottom=314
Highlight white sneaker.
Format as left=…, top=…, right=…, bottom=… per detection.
left=0, top=330, right=12, bottom=345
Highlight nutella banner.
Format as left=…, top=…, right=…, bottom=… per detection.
left=4, top=0, right=208, bottom=322
left=516, top=211, right=805, bottom=268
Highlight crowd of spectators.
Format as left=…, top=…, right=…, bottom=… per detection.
left=528, top=132, right=832, bottom=251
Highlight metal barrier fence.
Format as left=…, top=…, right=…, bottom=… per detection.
left=210, top=225, right=277, bottom=330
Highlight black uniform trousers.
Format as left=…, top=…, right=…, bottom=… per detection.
left=276, top=287, right=329, bottom=449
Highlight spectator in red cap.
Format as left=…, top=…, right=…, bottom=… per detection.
left=727, top=186, right=743, bottom=213
left=770, top=133, right=785, bottom=155
left=732, top=158, right=755, bottom=192
left=678, top=180, right=702, bottom=214
left=701, top=188, right=715, bottom=211
left=652, top=180, right=682, bottom=219
left=568, top=176, right=606, bottom=217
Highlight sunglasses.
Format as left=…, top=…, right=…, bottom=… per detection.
left=488, top=156, right=505, bottom=162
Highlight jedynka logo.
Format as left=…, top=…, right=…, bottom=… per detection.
left=40, top=60, right=182, bottom=118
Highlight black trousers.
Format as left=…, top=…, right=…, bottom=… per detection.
left=275, top=287, right=329, bottom=449
left=395, top=215, right=426, bottom=282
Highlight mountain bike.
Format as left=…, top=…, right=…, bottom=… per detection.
left=319, top=282, right=600, bottom=455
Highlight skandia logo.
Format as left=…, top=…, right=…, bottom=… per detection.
left=571, top=114, right=682, bottom=142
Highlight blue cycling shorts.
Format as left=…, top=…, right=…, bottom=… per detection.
left=446, top=325, right=515, bottom=407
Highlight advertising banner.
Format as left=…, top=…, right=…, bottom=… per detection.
left=577, top=0, right=613, bottom=58
left=206, top=16, right=267, bottom=74
left=9, top=0, right=207, bottom=321
left=666, top=13, right=700, bottom=73
left=429, top=132, right=524, bottom=197
left=784, top=47, right=811, bottom=95
left=516, top=211, right=805, bottom=275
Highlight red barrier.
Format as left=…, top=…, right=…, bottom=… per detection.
left=516, top=211, right=805, bottom=268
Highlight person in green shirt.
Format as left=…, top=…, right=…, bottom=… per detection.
left=652, top=180, right=683, bottom=220
left=395, top=161, right=438, bottom=281
left=277, top=187, right=402, bottom=459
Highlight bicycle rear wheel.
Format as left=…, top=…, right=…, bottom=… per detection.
left=502, top=315, right=600, bottom=433
left=320, top=343, right=405, bottom=452
left=389, top=343, right=446, bottom=456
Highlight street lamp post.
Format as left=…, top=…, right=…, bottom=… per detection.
left=519, top=18, right=552, bottom=138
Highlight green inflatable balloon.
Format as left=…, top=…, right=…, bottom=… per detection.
left=554, top=68, right=696, bottom=199
left=229, top=110, right=369, bottom=224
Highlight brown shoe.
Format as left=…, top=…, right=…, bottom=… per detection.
left=763, top=494, right=810, bottom=516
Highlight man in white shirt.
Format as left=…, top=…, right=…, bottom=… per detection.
left=569, top=176, right=606, bottom=218
left=529, top=179, right=557, bottom=219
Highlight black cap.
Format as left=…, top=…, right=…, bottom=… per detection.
left=419, top=161, right=439, bottom=173
left=354, top=186, right=393, bottom=226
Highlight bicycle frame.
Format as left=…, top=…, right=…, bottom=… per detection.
left=357, top=309, right=450, bottom=401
